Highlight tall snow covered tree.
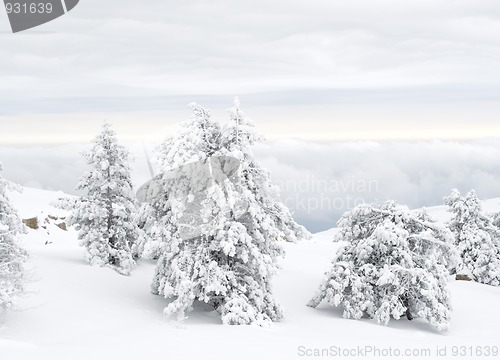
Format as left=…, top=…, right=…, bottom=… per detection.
left=0, top=164, right=27, bottom=322
left=143, top=101, right=309, bottom=325
left=308, top=201, right=457, bottom=331
left=65, top=122, right=138, bottom=275
left=444, top=189, right=500, bottom=286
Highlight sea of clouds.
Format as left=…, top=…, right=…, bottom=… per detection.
left=2, top=138, right=500, bottom=232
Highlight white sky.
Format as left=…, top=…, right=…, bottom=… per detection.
left=1, top=0, right=500, bottom=143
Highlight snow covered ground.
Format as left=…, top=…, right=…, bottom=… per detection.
left=1, top=188, right=500, bottom=359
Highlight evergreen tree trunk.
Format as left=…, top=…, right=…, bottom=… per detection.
left=402, top=296, right=413, bottom=320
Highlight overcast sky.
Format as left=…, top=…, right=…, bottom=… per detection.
left=1, top=0, right=500, bottom=142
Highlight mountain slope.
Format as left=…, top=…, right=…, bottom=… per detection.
left=1, top=188, right=500, bottom=360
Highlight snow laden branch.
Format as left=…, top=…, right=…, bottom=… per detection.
left=346, top=206, right=455, bottom=250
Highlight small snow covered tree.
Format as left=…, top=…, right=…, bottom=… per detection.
left=66, top=122, right=138, bottom=275
left=0, top=164, right=27, bottom=322
left=444, top=189, right=500, bottom=286
left=146, top=101, right=309, bottom=325
left=308, top=201, right=457, bottom=331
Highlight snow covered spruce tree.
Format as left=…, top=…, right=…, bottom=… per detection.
left=66, top=122, right=138, bottom=275
left=308, top=201, right=457, bottom=331
left=0, top=164, right=27, bottom=322
left=146, top=101, right=309, bottom=325
left=444, top=189, right=500, bottom=286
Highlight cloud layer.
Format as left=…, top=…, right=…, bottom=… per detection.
left=254, top=139, right=500, bottom=231
left=2, top=138, right=500, bottom=232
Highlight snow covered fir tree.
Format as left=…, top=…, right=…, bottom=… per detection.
left=308, top=201, right=457, bottom=331
left=0, top=164, right=27, bottom=322
left=445, top=189, right=500, bottom=286
left=62, top=122, right=139, bottom=275
left=139, top=100, right=310, bottom=325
